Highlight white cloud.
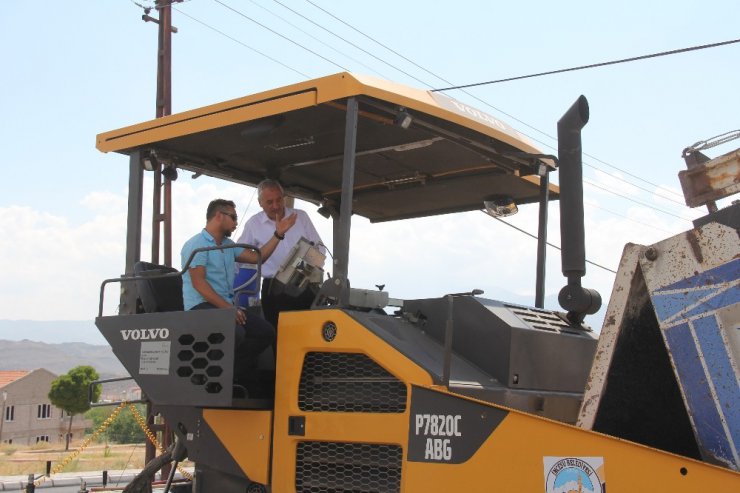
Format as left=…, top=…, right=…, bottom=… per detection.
left=0, top=204, right=125, bottom=320
left=0, top=173, right=698, bottom=332
left=79, top=190, right=127, bottom=212
left=588, top=169, right=640, bottom=198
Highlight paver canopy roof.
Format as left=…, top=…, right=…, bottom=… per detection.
left=98, top=73, right=557, bottom=222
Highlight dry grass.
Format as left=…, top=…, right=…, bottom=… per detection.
left=0, top=442, right=147, bottom=476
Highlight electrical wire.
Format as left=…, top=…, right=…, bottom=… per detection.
left=161, top=3, right=699, bottom=255
left=245, top=0, right=384, bottom=77
left=487, top=213, right=617, bottom=274
left=129, top=0, right=191, bottom=11
left=298, top=2, right=689, bottom=206
left=173, top=7, right=310, bottom=78
left=213, top=0, right=348, bottom=71
left=271, top=0, right=433, bottom=88
left=116, top=442, right=141, bottom=486
left=432, top=37, right=740, bottom=91
left=303, top=0, right=450, bottom=87
left=586, top=202, right=675, bottom=235
left=584, top=179, right=689, bottom=221
left=236, top=186, right=259, bottom=240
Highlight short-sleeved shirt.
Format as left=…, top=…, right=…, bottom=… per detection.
left=181, top=229, right=245, bottom=310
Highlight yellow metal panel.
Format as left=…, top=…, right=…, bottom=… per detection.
left=403, top=394, right=739, bottom=492
left=346, top=73, right=541, bottom=153
left=96, top=90, right=318, bottom=152
left=264, top=307, right=739, bottom=492
left=271, top=309, right=432, bottom=493
left=96, top=72, right=542, bottom=155
left=203, top=408, right=273, bottom=485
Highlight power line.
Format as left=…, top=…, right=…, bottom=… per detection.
left=295, top=2, right=690, bottom=217
left=270, top=0, right=433, bottom=88
left=298, top=2, right=689, bottom=206
left=149, top=1, right=630, bottom=276
left=586, top=202, right=675, bottom=236
left=584, top=179, right=689, bottom=221
left=244, top=0, right=384, bottom=77
left=177, top=3, right=693, bottom=223
left=213, top=0, right=348, bottom=72
left=489, top=214, right=617, bottom=274
left=173, top=7, right=310, bottom=78
left=303, top=0, right=450, bottom=87
left=129, top=0, right=190, bottom=11
left=432, top=37, right=740, bottom=91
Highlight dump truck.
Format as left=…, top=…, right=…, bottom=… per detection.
left=93, top=73, right=739, bottom=492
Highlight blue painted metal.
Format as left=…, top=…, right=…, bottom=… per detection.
left=651, top=258, right=740, bottom=469
left=652, top=258, right=739, bottom=324
left=693, top=316, right=740, bottom=450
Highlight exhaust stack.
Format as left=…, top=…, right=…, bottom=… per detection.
left=557, top=96, right=601, bottom=324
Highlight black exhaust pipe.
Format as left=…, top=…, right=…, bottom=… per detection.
left=557, top=96, right=601, bottom=325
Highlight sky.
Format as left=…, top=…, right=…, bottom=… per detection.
left=0, top=0, right=738, bottom=339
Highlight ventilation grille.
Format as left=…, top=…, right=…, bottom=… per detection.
left=505, top=304, right=587, bottom=334
left=175, top=332, right=226, bottom=394
left=296, top=441, right=402, bottom=493
left=298, top=352, right=407, bottom=413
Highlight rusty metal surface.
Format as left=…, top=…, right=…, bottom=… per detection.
left=578, top=222, right=740, bottom=470
left=679, top=148, right=740, bottom=208
left=639, top=222, right=740, bottom=470
left=576, top=243, right=643, bottom=430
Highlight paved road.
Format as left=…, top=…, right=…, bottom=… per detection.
left=0, top=471, right=136, bottom=492
left=0, top=470, right=191, bottom=492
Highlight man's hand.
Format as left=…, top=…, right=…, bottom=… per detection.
left=275, top=212, right=297, bottom=236
left=236, top=307, right=247, bottom=325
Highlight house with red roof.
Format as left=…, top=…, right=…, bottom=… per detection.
left=0, top=369, right=90, bottom=446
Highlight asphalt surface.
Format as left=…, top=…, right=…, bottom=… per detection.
left=0, top=470, right=192, bottom=491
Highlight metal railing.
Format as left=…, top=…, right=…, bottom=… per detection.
left=97, top=243, right=262, bottom=317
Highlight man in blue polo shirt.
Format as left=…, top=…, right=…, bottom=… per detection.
left=181, top=198, right=296, bottom=396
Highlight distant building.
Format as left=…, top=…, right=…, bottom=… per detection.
left=0, top=369, right=91, bottom=446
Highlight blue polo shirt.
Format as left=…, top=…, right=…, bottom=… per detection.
left=181, top=229, right=245, bottom=310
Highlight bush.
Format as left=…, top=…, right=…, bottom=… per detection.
left=85, top=405, right=146, bottom=444
left=30, top=441, right=52, bottom=451
left=1, top=444, right=17, bottom=456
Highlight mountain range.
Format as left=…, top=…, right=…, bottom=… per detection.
left=0, top=319, right=106, bottom=345
left=0, top=320, right=125, bottom=377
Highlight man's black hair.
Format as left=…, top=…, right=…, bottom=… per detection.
left=206, top=199, right=236, bottom=220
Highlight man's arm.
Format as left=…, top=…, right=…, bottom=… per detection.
left=236, top=212, right=297, bottom=264
left=190, top=266, right=246, bottom=324
left=189, top=266, right=232, bottom=309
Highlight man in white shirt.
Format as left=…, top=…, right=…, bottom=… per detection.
left=238, top=179, right=324, bottom=329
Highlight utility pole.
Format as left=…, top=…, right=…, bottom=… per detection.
left=142, top=0, right=180, bottom=474
left=143, top=0, right=179, bottom=267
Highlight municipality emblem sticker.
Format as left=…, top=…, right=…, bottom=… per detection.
left=544, top=457, right=605, bottom=493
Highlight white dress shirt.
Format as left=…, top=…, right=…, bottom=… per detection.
left=237, top=207, right=324, bottom=278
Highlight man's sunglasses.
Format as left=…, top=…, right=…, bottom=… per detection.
left=219, top=210, right=238, bottom=221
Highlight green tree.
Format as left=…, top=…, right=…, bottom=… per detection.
left=48, top=366, right=101, bottom=450
left=86, top=405, right=146, bottom=444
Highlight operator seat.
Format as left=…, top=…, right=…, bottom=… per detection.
left=133, top=261, right=184, bottom=313
left=132, top=261, right=274, bottom=405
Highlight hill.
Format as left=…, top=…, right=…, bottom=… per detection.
left=0, top=320, right=108, bottom=345
left=0, top=319, right=106, bottom=345
left=0, top=339, right=125, bottom=377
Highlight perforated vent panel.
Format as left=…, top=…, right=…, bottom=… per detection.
left=298, top=352, right=407, bottom=413
left=296, top=441, right=402, bottom=493
left=506, top=304, right=588, bottom=334
left=175, top=332, right=226, bottom=393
